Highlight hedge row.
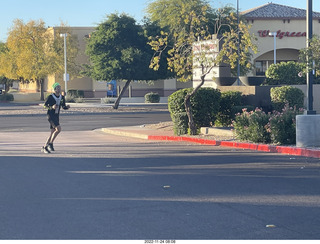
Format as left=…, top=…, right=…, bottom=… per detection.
left=168, top=86, right=305, bottom=145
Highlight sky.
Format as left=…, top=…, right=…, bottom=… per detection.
left=1, top=0, right=320, bottom=42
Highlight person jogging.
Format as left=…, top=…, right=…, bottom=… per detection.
left=42, top=82, right=70, bottom=153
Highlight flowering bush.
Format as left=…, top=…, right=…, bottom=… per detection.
left=233, top=104, right=304, bottom=145
left=233, top=108, right=271, bottom=143
left=267, top=104, right=304, bottom=145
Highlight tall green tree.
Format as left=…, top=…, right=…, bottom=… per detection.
left=147, top=0, right=257, bottom=134
left=85, top=13, right=168, bottom=109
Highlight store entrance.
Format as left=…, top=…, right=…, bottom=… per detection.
left=254, top=48, right=299, bottom=75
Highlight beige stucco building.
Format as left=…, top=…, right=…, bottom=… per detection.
left=244, top=3, right=320, bottom=76
left=48, top=27, right=96, bottom=97
left=18, top=27, right=96, bottom=96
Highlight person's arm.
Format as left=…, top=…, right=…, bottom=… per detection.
left=61, top=96, right=70, bottom=110
left=43, top=95, right=55, bottom=110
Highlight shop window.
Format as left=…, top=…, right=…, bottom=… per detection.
left=255, top=61, right=267, bottom=75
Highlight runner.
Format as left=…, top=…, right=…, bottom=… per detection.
left=42, top=82, right=70, bottom=153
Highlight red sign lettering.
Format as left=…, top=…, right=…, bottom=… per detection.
left=258, top=30, right=306, bottom=39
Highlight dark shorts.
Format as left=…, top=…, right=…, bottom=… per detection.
left=48, top=115, right=60, bottom=129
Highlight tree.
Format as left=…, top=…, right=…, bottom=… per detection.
left=0, top=76, right=14, bottom=94
left=5, top=19, right=58, bottom=100
left=0, top=42, right=15, bottom=93
left=299, top=35, right=320, bottom=78
left=0, top=42, right=18, bottom=88
left=147, top=0, right=257, bottom=134
left=85, top=13, right=168, bottom=109
left=0, top=19, right=79, bottom=100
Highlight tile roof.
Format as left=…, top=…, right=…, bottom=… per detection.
left=241, top=3, right=320, bottom=19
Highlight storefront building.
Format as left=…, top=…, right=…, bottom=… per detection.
left=242, top=3, right=320, bottom=76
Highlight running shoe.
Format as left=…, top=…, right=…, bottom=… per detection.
left=41, top=146, right=51, bottom=153
left=48, top=143, right=55, bottom=151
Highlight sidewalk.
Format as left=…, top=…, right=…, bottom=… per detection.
left=101, top=125, right=320, bottom=159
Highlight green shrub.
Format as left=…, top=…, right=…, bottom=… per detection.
left=267, top=104, right=303, bottom=145
left=191, top=88, right=221, bottom=128
left=65, top=90, right=84, bottom=103
left=233, top=108, right=271, bottom=143
left=144, top=92, right=160, bottom=103
left=67, top=90, right=84, bottom=98
left=265, top=61, right=306, bottom=85
left=101, top=97, right=116, bottom=104
left=168, top=89, right=189, bottom=135
left=171, top=112, right=189, bottom=136
left=168, top=87, right=221, bottom=135
left=0, top=93, right=14, bottom=101
left=215, top=91, right=243, bottom=126
left=65, top=95, right=84, bottom=103
left=270, top=86, right=305, bottom=111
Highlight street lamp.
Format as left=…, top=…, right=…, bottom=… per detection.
left=306, top=0, right=315, bottom=114
left=236, top=0, right=240, bottom=85
left=60, top=33, right=68, bottom=95
left=269, top=31, right=277, bottom=64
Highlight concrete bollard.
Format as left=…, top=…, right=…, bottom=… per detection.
left=296, top=115, right=320, bottom=147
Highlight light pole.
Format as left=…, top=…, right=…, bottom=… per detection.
left=269, top=31, right=277, bottom=64
left=236, top=0, right=240, bottom=85
left=60, top=33, right=68, bottom=95
left=306, top=0, right=315, bottom=114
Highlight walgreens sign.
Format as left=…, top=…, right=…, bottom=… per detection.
left=258, top=30, right=306, bottom=39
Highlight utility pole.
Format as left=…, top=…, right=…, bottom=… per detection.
left=236, top=0, right=240, bottom=85
left=60, top=33, right=68, bottom=95
left=306, top=0, right=315, bottom=114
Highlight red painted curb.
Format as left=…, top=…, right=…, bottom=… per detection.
left=147, top=135, right=320, bottom=158
left=219, top=141, right=272, bottom=152
left=148, top=135, right=218, bottom=145
left=148, top=135, right=184, bottom=142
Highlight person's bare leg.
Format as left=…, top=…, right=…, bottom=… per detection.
left=45, top=129, right=55, bottom=146
left=49, top=125, right=61, bottom=144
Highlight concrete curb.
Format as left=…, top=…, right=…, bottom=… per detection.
left=102, top=128, right=320, bottom=159
left=149, top=135, right=320, bottom=158
left=101, top=128, right=149, bottom=140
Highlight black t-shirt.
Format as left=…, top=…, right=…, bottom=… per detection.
left=44, top=94, right=68, bottom=117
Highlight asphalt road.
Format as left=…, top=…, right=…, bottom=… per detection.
left=0, top=104, right=171, bottom=132
left=0, top=103, right=320, bottom=240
